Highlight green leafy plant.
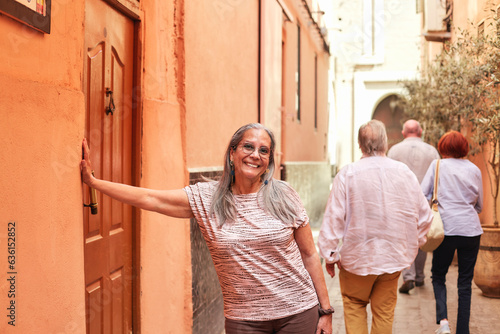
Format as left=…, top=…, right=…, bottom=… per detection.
left=400, top=15, right=500, bottom=226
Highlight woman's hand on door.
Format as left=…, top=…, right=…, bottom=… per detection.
left=80, top=138, right=194, bottom=219
left=81, top=138, right=95, bottom=186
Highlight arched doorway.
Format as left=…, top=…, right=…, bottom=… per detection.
left=372, top=94, right=404, bottom=150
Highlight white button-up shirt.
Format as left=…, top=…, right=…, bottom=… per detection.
left=318, top=156, right=433, bottom=276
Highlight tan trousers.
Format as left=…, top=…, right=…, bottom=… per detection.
left=339, top=268, right=401, bottom=334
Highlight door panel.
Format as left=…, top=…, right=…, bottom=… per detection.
left=85, top=43, right=105, bottom=241
left=86, top=280, right=104, bottom=333
left=83, top=0, right=134, bottom=332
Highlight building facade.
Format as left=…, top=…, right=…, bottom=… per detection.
left=0, top=0, right=330, bottom=333
left=322, top=0, right=423, bottom=167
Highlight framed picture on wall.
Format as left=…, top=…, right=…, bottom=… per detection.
left=0, top=0, right=51, bottom=33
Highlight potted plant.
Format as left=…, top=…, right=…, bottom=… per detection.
left=399, top=14, right=500, bottom=298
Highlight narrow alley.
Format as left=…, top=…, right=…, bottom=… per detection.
left=325, top=253, right=500, bottom=333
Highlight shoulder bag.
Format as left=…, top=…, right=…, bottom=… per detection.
left=420, top=159, right=445, bottom=252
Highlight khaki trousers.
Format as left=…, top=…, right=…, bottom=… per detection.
left=339, top=268, right=400, bottom=334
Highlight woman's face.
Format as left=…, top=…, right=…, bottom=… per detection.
left=230, top=128, right=272, bottom=185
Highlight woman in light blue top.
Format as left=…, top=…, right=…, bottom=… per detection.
left=421, top=131, right=483, bottom=334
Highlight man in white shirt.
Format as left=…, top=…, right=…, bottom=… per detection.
left=318, top=120, right=433, bottom=334
left=387, top=120, right=440, bottom=294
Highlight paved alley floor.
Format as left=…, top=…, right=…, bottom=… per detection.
left=325, top=253, right=500, bottom=333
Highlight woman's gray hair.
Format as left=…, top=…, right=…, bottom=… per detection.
left=358, top=119, right=388, bottom=156
left=210, top=123, right=301, bottom=226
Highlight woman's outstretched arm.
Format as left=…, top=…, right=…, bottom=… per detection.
left=81, top=138, right=194, bottom=219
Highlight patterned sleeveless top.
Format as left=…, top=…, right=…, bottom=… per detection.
left=184, top=181, right=318, bottom=321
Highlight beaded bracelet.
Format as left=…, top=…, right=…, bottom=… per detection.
left=319, top=306, right=335, bottom=316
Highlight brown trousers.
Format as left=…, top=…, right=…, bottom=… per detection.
left=339, top=268, right=400, bottom=334
left=224, top=305, right=319, bottom=334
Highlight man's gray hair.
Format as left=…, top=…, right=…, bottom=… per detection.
left=358, top=119, right=388, bottom=156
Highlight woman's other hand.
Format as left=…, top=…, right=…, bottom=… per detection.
left=316, top=313, right=332, bottom=334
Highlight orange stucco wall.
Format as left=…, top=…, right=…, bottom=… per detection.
left=0, top=0, right=331, bottom=332
left=184, top=0, right=330, bottom=168
left=139, top=0, right=192, bottom=332
left=283, top=13, right=330, bottom=162
left=0, top=1, right=87, bottom=332
left=141, top=102, right=191, bottom=333
left=184, top=1, right=259, bottom=169
left=0, top=0, right=193, bottom=333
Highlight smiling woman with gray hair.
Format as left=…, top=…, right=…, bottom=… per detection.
left=318, top=119, right=433, bottom=334
left=81, top=123, right=333, bottom=334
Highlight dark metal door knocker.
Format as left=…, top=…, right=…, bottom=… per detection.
left=105, top=88, right=115, bottom=115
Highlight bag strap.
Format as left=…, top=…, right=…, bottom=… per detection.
left=432, top=159, right=440, bottom=210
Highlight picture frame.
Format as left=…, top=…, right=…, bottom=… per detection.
left=0, top=0, right=51, bottom=34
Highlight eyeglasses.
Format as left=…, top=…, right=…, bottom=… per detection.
left=239, top=143, right=271, bottom=157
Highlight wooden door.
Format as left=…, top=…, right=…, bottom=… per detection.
left=83, top=0, right=135, bottom=332
left=372, top=94, right=404, bottom=150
